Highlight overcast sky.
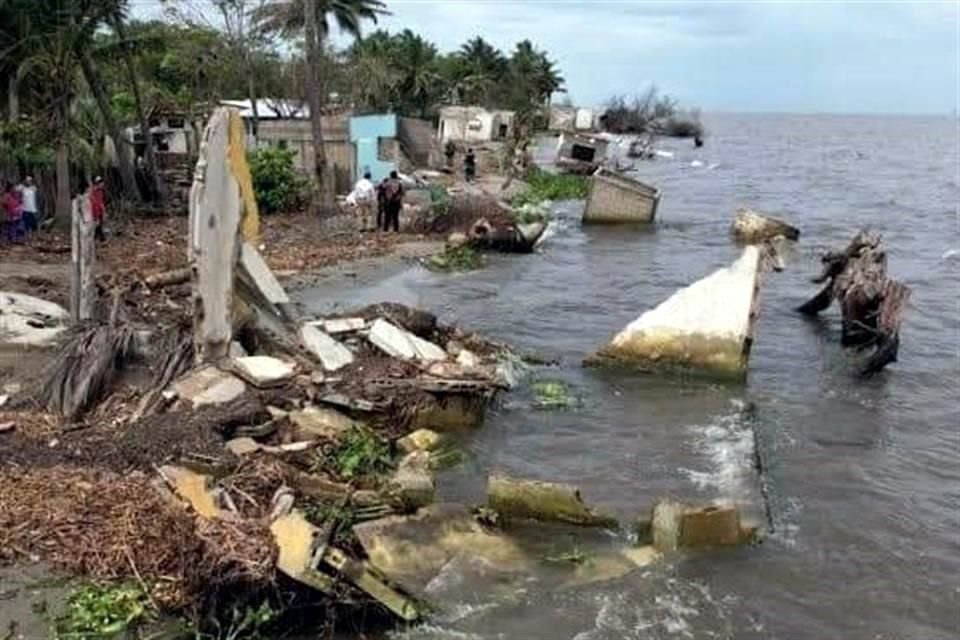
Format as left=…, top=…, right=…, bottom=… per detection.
left=136, top=0, right=959, bottom=114
left=373, top=0, right=958, bottom=114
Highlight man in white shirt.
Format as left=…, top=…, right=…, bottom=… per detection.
left=353, top=171, right=377, bottom=231
left=18, top=175, right=38, bottom=233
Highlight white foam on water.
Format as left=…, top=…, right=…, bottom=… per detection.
left=389, top=624, right=485, bottom=640
left=680, top=404, right=757, bottom=501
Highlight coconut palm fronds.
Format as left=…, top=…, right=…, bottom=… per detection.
left=40, top=322, right=138, bottom=419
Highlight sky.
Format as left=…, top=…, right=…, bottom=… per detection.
left=135, top=0, right=960, bottom=115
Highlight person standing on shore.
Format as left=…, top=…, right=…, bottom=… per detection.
left=444, top=140, right=456, bottom=171
left=90, top=176, right=106, bottom=242
left=381, top=171, right=404, bottom=233
left=352, top=171, right=377, bottom=231
left=18, top=176, right=39, bottom=234
left=2, top=182, right=25, bottom=244
left=464, top=148, right=476, bottom=182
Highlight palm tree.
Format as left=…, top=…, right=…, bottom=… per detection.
left=393, top=29, right=441, bottom=117
left=455, top=37, right=506, bottom=106
left=253, top=0, right=387, bottom=212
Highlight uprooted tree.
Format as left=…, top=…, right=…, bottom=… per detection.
left=797, top=230, right=910, bottom=376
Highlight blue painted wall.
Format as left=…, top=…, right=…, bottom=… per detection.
left=349, top=114, right=397, bottom=183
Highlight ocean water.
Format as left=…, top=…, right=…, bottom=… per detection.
left=301, top=113, right=960, bottom=639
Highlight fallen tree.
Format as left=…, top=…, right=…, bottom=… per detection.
left=797, top=231, right=910, bottom=376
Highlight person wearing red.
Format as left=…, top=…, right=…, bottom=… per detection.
left=2, top=182, right=25, bottom=244
left=89, top=176, right=106, bottom=241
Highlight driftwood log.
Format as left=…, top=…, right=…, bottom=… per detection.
left=797, top=231, right=910, bottom=376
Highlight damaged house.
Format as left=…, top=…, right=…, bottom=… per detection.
left=437, top=106, right=516, bottom=144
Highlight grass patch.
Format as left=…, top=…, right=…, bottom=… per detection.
left=513, top=167, right=588, bottom=208
left=55, top=583, right=151, bottom=639
left=532, top=380, right=577, bottom=410
left=427, top=244, right=483, bottom=272
left=312, top=426, right=393, bottom=482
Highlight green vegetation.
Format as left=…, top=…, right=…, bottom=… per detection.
left=601, top=86, right=704, bottom=138
left=55, top=583, right=151, bottom=639
left=427, top=244, right=483, bottom=272
left=513, top=167, right=588, bottom=208
left=532, top=380, right=577, bottom=410
left=247, top=147, right=307, bottom=214
left=210, top=600, right=277, bottom=640
left=314, top=426, right=393, bottom=481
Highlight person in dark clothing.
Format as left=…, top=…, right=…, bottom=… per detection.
left=381, top=171, right=404, bottom=232
left=464, top=148, right=476, bottom=182
left=376, top=178, right=387, bottom=230
left=694, top=135, right=704, bottom=148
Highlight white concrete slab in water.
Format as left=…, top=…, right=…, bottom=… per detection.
left=598, top=246, right=763, bottom=377
left=368, top=318, right=447, bottom=361
left=299, top=324, right=354, bottom=370
left=0, top=291, right=69, bottom=346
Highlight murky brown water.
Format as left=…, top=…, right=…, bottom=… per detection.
left=299, top=113, right=960, bottom=640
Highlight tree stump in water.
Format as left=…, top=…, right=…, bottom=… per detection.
left=797, top=231, right=910, bottom=376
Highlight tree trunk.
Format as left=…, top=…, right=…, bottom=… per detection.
left=55, top=141, right=71, bottom=228
left=78, top=51, right=139, bottom=203
left=7, top=72, right=18, bottom=122
left=111, top=14, right=165, bottom=205
left=246, top=50, right=260, bottom=142
left=304, top=0, right=335, bottom=214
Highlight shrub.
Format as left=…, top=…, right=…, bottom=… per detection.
left=247, top=147, right=307, bottom=214
left=512, top=166, right=588, bottom=207
left=55, top=583, right=151, bottom=639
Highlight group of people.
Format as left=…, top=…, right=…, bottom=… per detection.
left=351, top=170, right=405, bottom=233
left=2, top=176, right=40, bottom=244
left=444, top=142, right=477, bottom=182
left=0, top=175, right=108, bottom=245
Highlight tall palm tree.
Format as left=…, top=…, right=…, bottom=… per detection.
left=455, top=37, right=506, bottom=106
left=253, top=0, right=387, bottom=212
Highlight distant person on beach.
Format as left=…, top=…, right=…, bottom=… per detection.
left=2, top=182, right=25, bottom=244
left=464, top=148, right=476, bottom=182
left=90, top=176, right=106, bottom=242
left=694, top=135, right=704, bottom=148
left=353, top=171, right=377, bottom=231
left=381, top=171, right=404, bottom=233
left=18, top=176, right=39, bottom=233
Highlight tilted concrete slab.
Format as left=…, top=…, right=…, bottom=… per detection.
left=594, top=246, right=763, bottom=379
left=368, top=318, right=446, bottom=361
left=231, top=355, right=295, bottom=387
left=299, top=324, right=354, bottom=371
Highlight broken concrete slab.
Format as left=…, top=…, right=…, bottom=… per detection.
left=385, top=452, right=436, bottom=511
left=299, top=324, right=354, bottom=371
left=172, top=366, right=247, bottom=408
left=270, top=511, right=336, bottom=593
left=487, top=475, right=619, bottom=528
left=0, top=291, right=69, bottom=346
left=239, top=242, right=290, bottom=306
left=288, top=405, right=357, bottom=440
left=225, top=437, right=262, bottom=456
left=159, top=465, right=233, bottom=520
left=352, top=504, right=528, bottom=598
left=368, top=318, right=447, bottom=362
left=230, top=356, right=295, bottom=387
left=321, top=546, right=420, bottom=621
left=651, top=500, right=755, bottom=552
left=592, top=245, right=764, bottom=379
left=731, top=207, right=800, bottom=243
left=310, top=317, right=366, bottom=334
left=582, top=168, right=661, bottom=224
left=0, top=421, right=15, bottom=434
left=397, top=429, right=445, bottom=454
left=456, top=349, right=480, bottom=368
left=410, top=393, right=487, bottom=432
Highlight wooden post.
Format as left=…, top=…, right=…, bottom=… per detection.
left=70, top=193, right=96, bottom=323
left=188, top=108, right=242, bottom=363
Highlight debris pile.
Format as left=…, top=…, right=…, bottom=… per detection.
left=797, top=230, right=910, bottom=376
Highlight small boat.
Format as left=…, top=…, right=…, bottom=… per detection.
left=582, top=167, right=662, bottom=224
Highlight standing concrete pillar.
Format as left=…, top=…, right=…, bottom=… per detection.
left=70, top=193, right=96, bottom=323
